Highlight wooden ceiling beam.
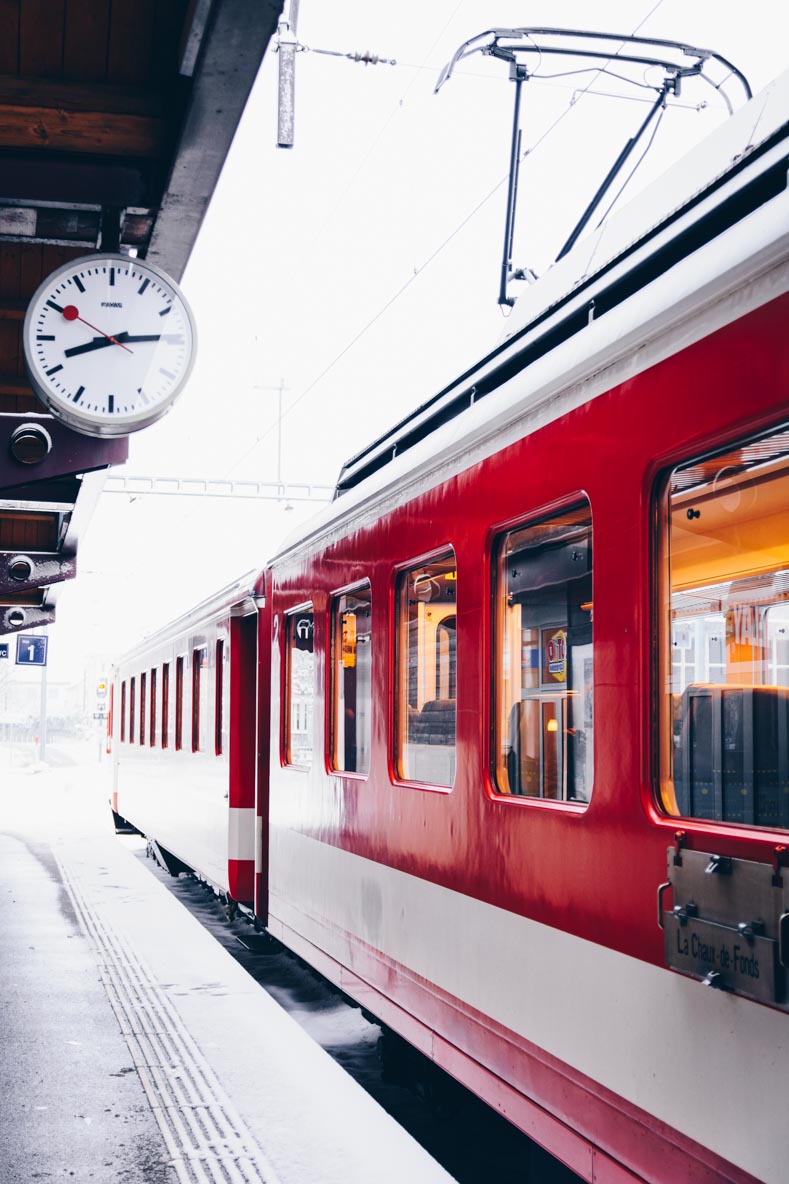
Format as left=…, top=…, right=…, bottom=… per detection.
left=0, top=76, right=169, bottom=157
left=0, top=374, right=33, bottom=399
left=0, top=300, right=26, bottom=321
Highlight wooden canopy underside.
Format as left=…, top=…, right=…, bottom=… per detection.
left=0, top=0, right=282, bottom=631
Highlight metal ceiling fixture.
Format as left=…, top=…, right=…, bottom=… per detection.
left=436, top=28, right=752, bottom=308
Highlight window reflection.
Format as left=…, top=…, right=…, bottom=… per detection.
left=494, top=503, right=593, bottom=803
left=332, top=586, right=372, bottom=775
left=397, top=553, right=457, bottom=787
left=661, top=427, right=789, bottom=828
left=286, top=609, right=314, bottom=768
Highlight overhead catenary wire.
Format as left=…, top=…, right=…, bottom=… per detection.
left=303, top=0, right=467, bottom=249
left=396, top=63, right=712, bottom=110
left=224, top=0, right=699, bottom=479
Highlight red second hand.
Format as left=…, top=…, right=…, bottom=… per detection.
left=62, top=304, right=134, bottom=354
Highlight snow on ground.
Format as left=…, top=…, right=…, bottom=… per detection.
left=0, top=738, right=580, bottom=1183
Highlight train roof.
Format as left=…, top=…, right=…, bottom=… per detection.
left=335, top=70, right=789, bottom=489
left=271, top=67, right=789, bottom=567
left=114, top=570, right=261, bottom=670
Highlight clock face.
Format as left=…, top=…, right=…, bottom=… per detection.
left=23, top=253, right=197, bottom=437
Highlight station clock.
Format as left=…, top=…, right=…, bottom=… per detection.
left=23, top=253, right=197, bottom=438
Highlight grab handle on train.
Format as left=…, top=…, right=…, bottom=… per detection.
left=657, top=880, right=671, bottom=930
left=779, top=912, right=789, bottom=969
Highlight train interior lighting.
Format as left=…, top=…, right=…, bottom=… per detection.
left=331, top=585, right=372, bottom=776
left=661, top=425, right=789, bottom=827
left=496, top=502, right=593, bottom=802
left=397, top=553, right=458, bottom=787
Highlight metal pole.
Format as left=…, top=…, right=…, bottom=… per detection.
left=39, top=640, right=47, bottom=763
left=277, top=0, right=300, bottom=148
left=499, top=69, right=526, bottom=308
left=556, top=81, right=670, bottom=261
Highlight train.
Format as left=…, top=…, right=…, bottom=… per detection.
left=108, top=68, right=789, bottom=1184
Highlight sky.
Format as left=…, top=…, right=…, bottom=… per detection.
left=10, top=0, right=789, bottom=691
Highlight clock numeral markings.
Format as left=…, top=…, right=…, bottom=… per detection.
left=159, top=305, right=172, bottom=317
left=37, top=334, right=55, bottom=341
left=72, top=275, right=85, bottom=293
left=108, top=395, right=115, bottom=413
left=110, top=268, right=115, bottom=286
left=73, top=386, right=85, bottom=404
left=138, top=278, right=150, bottom=295
left=46, top=364, right=63, bottom=377
left=159, top=367, right=175, bottom=380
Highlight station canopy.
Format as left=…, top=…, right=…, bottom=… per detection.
left=0, top=0, right=281, bottom=634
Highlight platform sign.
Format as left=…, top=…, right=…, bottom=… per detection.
left=0, top=643, right=8, bottom=659
left=16, top=634, right=48, bottom=666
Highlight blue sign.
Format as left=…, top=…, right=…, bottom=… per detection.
left=16, top=634, right=48, bottom=666
left=0, top=643, right=8, bottom=659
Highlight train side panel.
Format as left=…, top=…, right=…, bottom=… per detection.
left=265, top=257, right=789, bottom=1179
left=112, top=581, right=260, bottom=902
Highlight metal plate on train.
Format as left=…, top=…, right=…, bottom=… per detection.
left=662, top=848, right=789, bottom=1006
left=664, top=912, right=781, bottom=1004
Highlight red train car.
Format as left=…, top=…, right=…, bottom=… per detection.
left=110, top=573, right=261, bottom=906
left=111, top=71, right=789, bottom=1184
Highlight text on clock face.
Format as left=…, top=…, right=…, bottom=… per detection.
left=31, top=262, right=193, bottom=418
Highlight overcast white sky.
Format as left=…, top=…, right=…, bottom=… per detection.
left=17, top=0, right=789, bottom=686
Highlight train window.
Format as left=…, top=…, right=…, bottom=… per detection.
left=192, top=647, right=209, bottom=752
left=139, top=672, right=147, bottom=745
left=175, top=656, right=184, bottom=750
left=120, top=680, right=126, bottom=743
left=330, top=584, right=372, bottom=775
left=129, top=677, right=136, bottom=743
left=215, top=639, right=224, bottom=756
left=494, top=502, right=593, bottom=803
left=162, top=662, right=170, bottom=748
left=659, top=425, right=789, bottom=829
left=149, top=668, right=157, bottom=747
left=285, top=607, right=314, bottom=768
left=396, top=552, right=457, bottom=787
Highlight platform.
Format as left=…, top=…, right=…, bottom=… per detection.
left=0, top=745, right=456, bottom=1184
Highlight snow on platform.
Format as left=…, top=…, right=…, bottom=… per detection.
left=0, top=747, right=456, bottom=1184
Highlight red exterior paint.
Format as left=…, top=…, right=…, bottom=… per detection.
left=106, top=683, right=113, bottom=756
left=227, top=612, right=258, bottom=903
left=228, top=858, right=250, bottom=901
left=269, top=295, right=789, bottom=965
left=265, top=290, right=789, bottom=1181
left=255, top=571, right=272, bottom=922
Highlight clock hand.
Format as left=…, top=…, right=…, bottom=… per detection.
left=62, top=305, right=134, bottom=354
left=64, top=336, right=119, bottom=358
left=63, top=331, right=162, bottom=358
